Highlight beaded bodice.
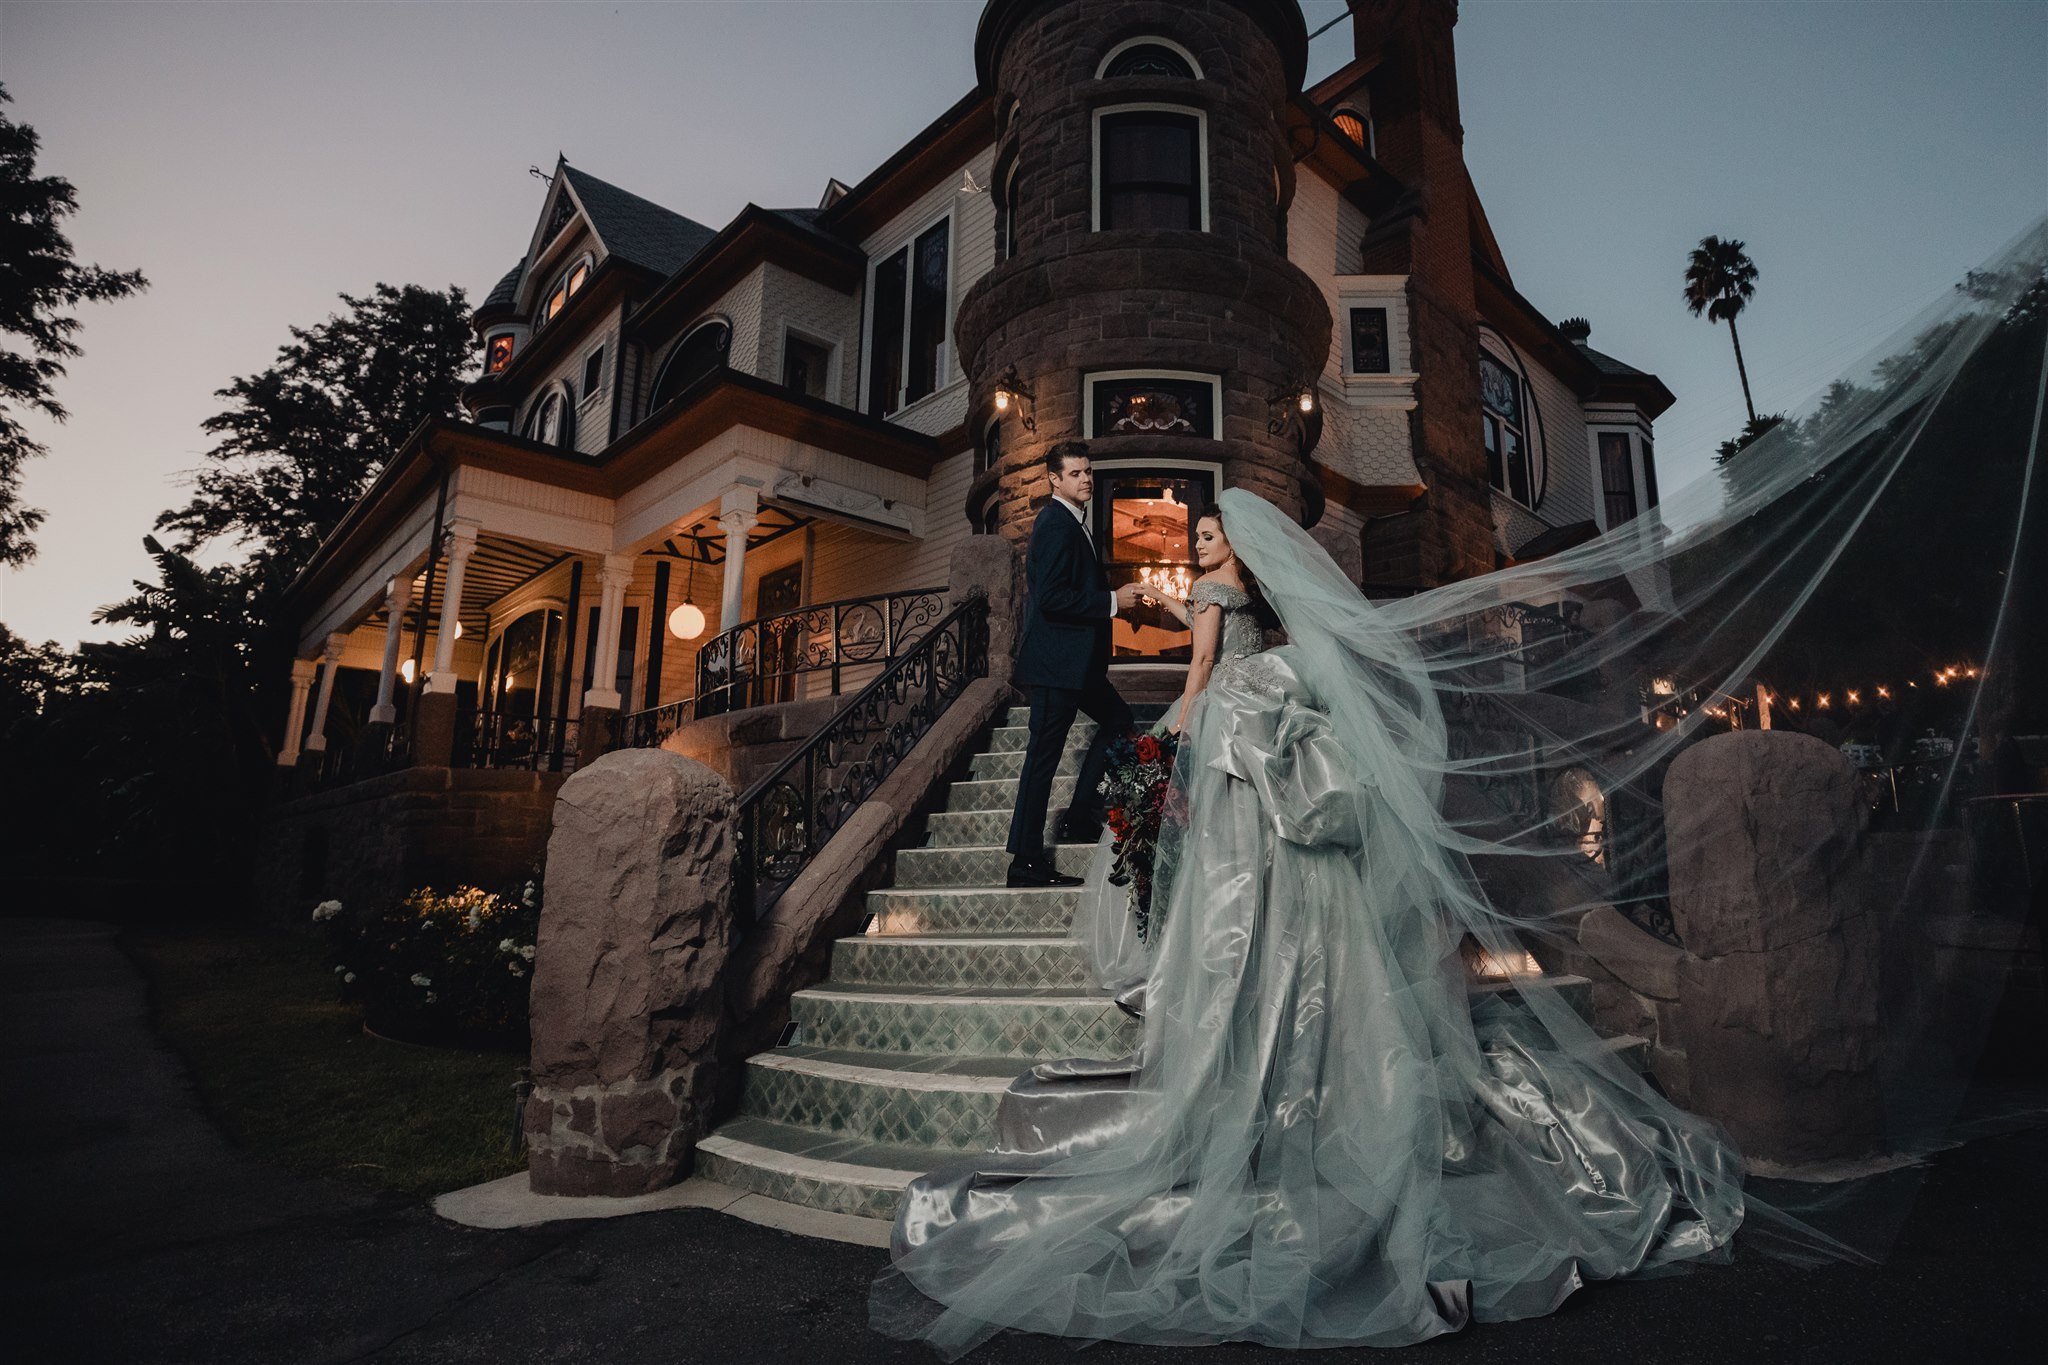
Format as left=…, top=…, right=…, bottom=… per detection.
left=1190, top=580, right=1267, bottom=666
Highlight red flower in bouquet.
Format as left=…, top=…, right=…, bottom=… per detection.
left=1096, top=726, right=1182, bottom=943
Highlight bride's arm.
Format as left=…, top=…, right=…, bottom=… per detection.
left=1167, top=599, right=1221, bottom=736
left=1150, top=590, right=1192, bottom=627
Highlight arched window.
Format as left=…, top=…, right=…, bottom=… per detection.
left=1098, top=38, right=1201, bottom=79
left=535, top=255, right=593, bottom=329
left=1002, top=163, right=1021, bottom=259
left=522, top=385, right=575, bottom=449
left=482, top=607, right=567, bottom=719
left=650, top=318, right=732, bottom=411
left=1333, top=109, right=1372, bottom=154
left=1480, top=351, right=1533, bottom=506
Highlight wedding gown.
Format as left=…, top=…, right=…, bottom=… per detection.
left=870, top=494, right=1748, bottom=1357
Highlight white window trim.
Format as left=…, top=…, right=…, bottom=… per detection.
left=522, top=380, right=577, bottom=446
left=1095, top=35, right=1205, bottom=80
left=858, top=206, right=957, bottom=419
left=1333, top=278, right=1418, bottom=409
left=778, top=323, right=842, bottom=404
left=536, top=251, right=596, bottom=330
left=1585, top=416, right=1656, bottom=532
left=651, top=315, right=734, bottom=408
left=1479, top=343, right=1539, bottom=513
left=1084, top=455, right=1227, bottom=673
left=1083, top=369, right=1224, bottom=440
left=1091, top=103, right=1210, bottom=234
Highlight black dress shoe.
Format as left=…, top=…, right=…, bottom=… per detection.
left=1007, top=857, right=1084, bottom=888
left=1056, top=807, right=1105, bottom=844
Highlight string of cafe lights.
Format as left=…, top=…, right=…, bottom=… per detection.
left=1644, top=662, right=1984, bottom=727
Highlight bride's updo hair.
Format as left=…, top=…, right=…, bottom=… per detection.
left=1197, top=502, right=1281, bottom=631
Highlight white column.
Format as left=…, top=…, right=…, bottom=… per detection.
left=426, top=520, right=480, bottom=695
left=369, top=575, right=413, bottom=725
left=717, top=487, right=759, bottom=629
left=582, top=554, right=636, bottom=711
left=278, top=657, right=319, bottom=765
left=302, top=632, right=349, bottom=753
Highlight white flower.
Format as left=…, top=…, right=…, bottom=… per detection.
left=465, top=908, right=482, bottom=931
left=521, top=880, right=539, bottom=908
left=343, top=972, right=356, bottom=984
left=410, top=973, right=432, bottom=988
left=425, top=991, right=437, bottom=1003
left=311, top=900, right=343, bottom=922
left=508, top=962, right=526, bottom=977
left=519, top=945, right=536, bottom=961
left=333, top=964, right=345, bottom=974
left=498, top=938, right=518, bottom=954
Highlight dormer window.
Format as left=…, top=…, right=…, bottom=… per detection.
left=535, top=256, right=593, bottom=330
left=1097, top=37, right=1202, bottom=79
left=486, top=333, right=516, bottom=374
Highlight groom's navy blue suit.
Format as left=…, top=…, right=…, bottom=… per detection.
left=1007, top=497, right=1134, bottom=864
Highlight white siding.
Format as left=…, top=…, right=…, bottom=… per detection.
left=759, top=263, right=862, bottom=407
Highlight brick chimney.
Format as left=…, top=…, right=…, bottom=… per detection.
left=1350, top=0, right=1497, bottom=586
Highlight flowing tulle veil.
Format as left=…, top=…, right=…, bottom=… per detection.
left=872, top=219, right=2048, bottom=1356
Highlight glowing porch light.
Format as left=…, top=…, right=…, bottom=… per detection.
left=668, top=603, right=707, bottom=641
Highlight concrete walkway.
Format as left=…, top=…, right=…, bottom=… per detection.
left=4, top=916, right=2043, bottom=1364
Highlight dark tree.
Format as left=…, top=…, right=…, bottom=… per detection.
left=1683, top=235, right=1761, bottom=425
left=0, top=82, right=148, bottom=566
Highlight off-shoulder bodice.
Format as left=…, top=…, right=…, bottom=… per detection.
left=1189, top=580, right=1267, bottom=666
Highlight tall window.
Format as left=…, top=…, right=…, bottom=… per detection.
left=976, top=417, right=1001, bottom=479
left=486, top=333, right=516, bottom=374
left=580, top=346, right=604, bottom=401
left=1002, top=165, right=1020, bottom=260
left=1348, top=307, right=1391, bottom=374
left=1096, top=110, right=1202, bottom=231
left=523, top=388, right=573, bottom=449
left=483, top=608, right=566, bottom=718
left=1598, top=431, right=1639, bottom=528
left=866, top=218, right=951, bottom=415
left=782, top=333, right=832, bottom=400
left=1641, top=441, right=1661, bottom=509
left=1480, top=352, right=1532, bottom=506
left=651, top=319, right=731, bottom=411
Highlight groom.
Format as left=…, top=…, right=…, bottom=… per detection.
left=1007, top=441, right=1145, bottom=888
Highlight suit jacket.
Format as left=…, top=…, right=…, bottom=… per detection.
left=1014, top=500, right=1111, bottom=691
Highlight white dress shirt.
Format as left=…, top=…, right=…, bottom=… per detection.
left=1053, top=493, right=1117, bottom=618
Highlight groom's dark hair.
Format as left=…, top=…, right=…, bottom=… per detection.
left=1044, top=441, right=1090, bottom=476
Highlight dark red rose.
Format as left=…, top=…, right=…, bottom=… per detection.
left=1135, top=735, right=1161, bottom=764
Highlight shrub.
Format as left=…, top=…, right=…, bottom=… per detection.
left=315, top=882, right=540, bottom=1047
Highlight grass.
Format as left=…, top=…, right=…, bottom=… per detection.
left=125, top=925, right=529, bottom=1201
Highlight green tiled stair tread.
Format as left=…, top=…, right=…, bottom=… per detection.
left=928, top=809, right=1097, bottom=848
left=946, top=774, right=1079, bottom=812
left=1000, top=705, right=1169, bottom=728
left=866, top=885, right=1082, bottom=936
left=967, top=748, right=1088, bottom=781
left=988, top=722, right=1096, bottom=753
left=694, top=1117, right=930, bottom=1222
left=737, top=1051, right=1010, bottom=1153
left=894, top=842, right=1095, bottom=888
left=831, top=934, right=1093, bottom=990
left=791, top=984, right=1142, bottom=1059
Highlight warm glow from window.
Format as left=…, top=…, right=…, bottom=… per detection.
left=545, top=287, right=565, bottom=320
left=487, top=334, right=515, bottom=373
left=567, top=262, right=589, bottom=296
left=1333, top=112, right=1367, bottom=146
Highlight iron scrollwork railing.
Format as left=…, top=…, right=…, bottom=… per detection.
left=695, top=586, right=948, bottom=718
left=732, top=594, right=989, bottom=926
left=611, top=696, right=696, bottom=752
left=455, top=708, right=580, bottom=773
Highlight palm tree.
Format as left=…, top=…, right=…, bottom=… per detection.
left=1683, top=236, right=1761, bottom=425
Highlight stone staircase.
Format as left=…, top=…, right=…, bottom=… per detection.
left=695, top=706, right=1643, bottom=1226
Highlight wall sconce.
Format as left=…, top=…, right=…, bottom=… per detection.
left=992, top=364, right=1037, bottom=432
left=1266, top=383, right=1317, bottom=434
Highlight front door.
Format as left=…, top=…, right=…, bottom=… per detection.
left=756, top=563, right=804, bottom=704
left=1090, top=467, right=1217, bottom=662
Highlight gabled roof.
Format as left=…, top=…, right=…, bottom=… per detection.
left=1575, top=343, right=1655, bottom=382
left=558, top=164, right=719, bottom=277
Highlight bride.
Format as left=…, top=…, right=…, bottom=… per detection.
left=869, top=489, right=1750, bottom=1357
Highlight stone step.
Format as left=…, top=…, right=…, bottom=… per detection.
left=734, top=1047, right=1024, bottom=1155
left=928, top=809, right=1101, bottom=848
left=894, top=842, right=1095, bottom=889
left=1598, top=1033, right=1650, bottom=1072
left=1001, top=704, right=1170, bottom=729
left=988, top=722, right=1095, bottom=754
left=790, top=983, right=1140, bottom=1060
left=694, top=1116, right=927, bottom=1223
left=865, top=885, right=1082, bottom=937
left=945, top=774, right=1078, bottom=812
left=831, top=933, right=1093, bottom=991
left=967, top=747, right=1087, bottom=781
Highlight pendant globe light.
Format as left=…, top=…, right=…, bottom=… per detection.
left=668, top=552, right=707, bottom=640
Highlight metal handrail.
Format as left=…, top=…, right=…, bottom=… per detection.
left=730, top=594, right=989, bottom=927
left=694, top=585, right=948, bottom=717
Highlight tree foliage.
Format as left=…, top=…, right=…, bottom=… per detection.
left=1683, top=235, right=1761, bottom=426
left=0, top=82, right=148, bottom=567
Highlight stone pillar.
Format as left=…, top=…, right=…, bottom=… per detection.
left=277, top=657, right=319, bottom=766
left=1665, top=731, right=1884, bottom=1165
left=369, top=575, right=413, bottom=726
left=575, top=553, right=636, bottom=769
left=948, top=532, right=1023, bottom=687
left=301, top=632, right=348, bottom=756
left=525, top=749, right=737, bottom=1196
left=716, top=487, right=758, bottom=630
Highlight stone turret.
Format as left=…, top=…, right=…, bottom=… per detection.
left=960, top=0, right=1334, bottom=541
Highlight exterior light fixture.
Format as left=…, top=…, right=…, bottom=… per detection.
left=400, top=658, right=416, bottom=684
left=668, top=554, right=708, bottom=640
left=992, top=364, right=1037, bottom=432
left=1267, top=382, right=1318, bottom=434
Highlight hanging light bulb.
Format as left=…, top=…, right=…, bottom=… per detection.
left=668, top=552, right=707, bottom=640
left=453, top=621, right=464, bottom=640
left=1297, top=388, right=1316, bottom=414
left=400, top=659, right=417, bottom=684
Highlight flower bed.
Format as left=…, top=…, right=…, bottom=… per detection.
left=313, top=883, right=539, bottom=1047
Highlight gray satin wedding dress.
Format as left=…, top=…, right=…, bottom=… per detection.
left=870, top=498, right=1748, bottom=1358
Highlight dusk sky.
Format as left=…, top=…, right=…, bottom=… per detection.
left=2, top=0, right=2042, bottom=649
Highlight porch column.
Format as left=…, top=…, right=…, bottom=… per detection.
left=576, top=553, right=636, bottom=768
left=277, top=657, right=319, bottom=766
left=717, top=487, right=759, bottom=629
left=301, top=632, right=348, bottom=755
left=416, top=519, right=480, bottom=767
left=368, top=575, right=413, bottom=725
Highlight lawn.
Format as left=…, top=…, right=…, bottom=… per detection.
left=125, top=925, right=529, bottom=1201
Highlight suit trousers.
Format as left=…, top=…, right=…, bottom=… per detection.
left=1006, top=673, right=1134, bottom=862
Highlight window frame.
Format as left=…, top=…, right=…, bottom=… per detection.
left=1082, top=368, right=1223, bottom=440
left=1586, top=421, right=1660, bottom=532
left=579, top=345, right=606, bottom=405
left=1095, top=36, right=1204, bottom=79
left=649, top=316, right=733, bottom=413
left=1346, top=306, right=1393, bottom=376
left=860, top=208, right=956, bottom=418
left=779, top=325, right=838, bottom=402
left=1479, top=347, right=1534, bottom=509
left=521, top=382, right=577, bottom=450
left=534, top=252, right=595, bottom=331
left=1091, top=103, right=1210, bottom=233
left=1332, top=107, right=1374, bottom=157
left=485, top=332, right=517, bottom=375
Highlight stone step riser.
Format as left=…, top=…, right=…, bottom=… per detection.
left=894, top=842, right=1095, bottom=889
left=967, top=749, right=1086, bottom=781
left=693, top=1142, right=907, bottom=1223
left=945, top=775, right=1078, bottom=813
left=791, top=990, right=1140, bottom=1060
left=735, top=1060, right=1002, bottom=1155
left=865, top=887, right=1080, bottom=936
left=830, top=936, right=1094, bottom=991
left=929, top=811, right=1102, bottom=848
left=988, top=723, right=1095, bottom=754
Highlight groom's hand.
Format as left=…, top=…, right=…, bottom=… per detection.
left=1116, top=582, right=1148, bottom=611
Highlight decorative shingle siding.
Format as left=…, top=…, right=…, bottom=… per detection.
left=758, top=264, right=863, bottom=407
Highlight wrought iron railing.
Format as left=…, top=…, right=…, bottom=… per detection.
left=610, top=696, right=696, bottom=752
left=731, top=594, right=989, bottom=927
left=695, top=586, right=948, bottom=718
left=455, top=708, right=580, bottom=773
left=305, top=722, right=413, bottom=791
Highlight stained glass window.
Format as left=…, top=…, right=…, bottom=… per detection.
left=1103, top=43, right=1195, bottom=79
left=1348, top=307, right=1391, bottom=374
left=1089, top=375, right=1216, bottom=439
left=1481, top=352, right=1532, bottom=505
left=486, top=334, right=515, bottom=374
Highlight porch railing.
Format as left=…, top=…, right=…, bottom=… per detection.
left=454, top=708, right=580, bottom=773
left=731, top=593, right=989, bottom=928
left=695, top=586, right=948, bottom=718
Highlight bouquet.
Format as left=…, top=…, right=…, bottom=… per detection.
left=1097, top=726, right=1180, bottom=943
